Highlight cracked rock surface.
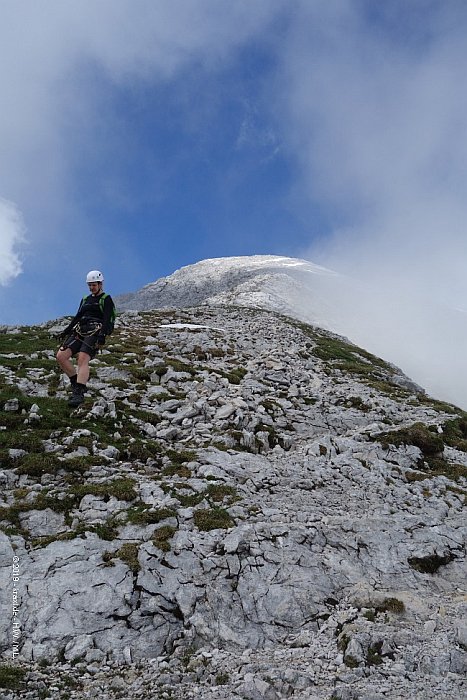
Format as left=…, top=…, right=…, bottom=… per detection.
left=0, top=306, right=465, bottom=699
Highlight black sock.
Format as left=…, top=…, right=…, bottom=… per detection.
left=69, top=374, right=78, bottom=385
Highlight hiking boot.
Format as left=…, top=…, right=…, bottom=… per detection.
left=68, top=383, right=86, bottom=408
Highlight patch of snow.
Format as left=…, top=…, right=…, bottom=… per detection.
left=159, top=323, right=225, bottom=331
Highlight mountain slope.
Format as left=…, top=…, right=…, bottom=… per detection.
left=0, top=306, right=466, bottom=699
left=116, top=255, right=467, bottom=410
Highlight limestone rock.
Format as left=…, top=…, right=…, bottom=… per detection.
left=0, top=305, right=465, bottom=700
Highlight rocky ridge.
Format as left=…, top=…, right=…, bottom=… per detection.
left=0, top=305, right=466, bottom=699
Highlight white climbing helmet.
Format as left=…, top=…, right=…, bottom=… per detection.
left=86, top=270, right=104, bottom=284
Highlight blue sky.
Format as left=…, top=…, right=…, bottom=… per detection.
left=1, top=0, right=448, bottom=322
left=2, top=0, right=467, bottom=405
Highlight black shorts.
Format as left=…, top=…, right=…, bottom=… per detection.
left=61, top=333, right=100, bottom=359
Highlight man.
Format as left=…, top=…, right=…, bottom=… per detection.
left=56, top=270, right=115, bottom=407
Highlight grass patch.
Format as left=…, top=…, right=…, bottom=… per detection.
left=14, top=453, right=96, bottom=477
left=442, top=416, right=467, bottom=452
left=121, top=440, right=161, bottom=462
left=408, top=552, right=455, bottom=573
left=126, top=505, right=177, bottom=525
left=373, top=422, right=444, bottom=457
left=293, top=323, right=413, bottom=397
left=194, top=506, right=234, bottom=531
left=215, top=366, right=247, bottom=385
left=166, top=448, right=197, bottom=464
left=0, top=664, right=26, bottom=690
left=373, top=422, right=467, bottom=481
left=423, top=458, right=467, bottom=481
left=152, top=525, right=177, bottom=551
left=162, top=448, right=197, bottom=477
left=114, top=543, right=141, bottom=573
left=166, top=358, right=197, bottom=376
left=206, top=484, right=239, bottom=504
left=72, top=478, right=138, bottom=502
left=128, top=367, right=153, bottom=383
left=215, top=673, right=230, bottom=686
left=343, top=396, right=372, bottom=412
left=366, top=641, right=384, bottom=666
left=254, top=422, right=285, bottom=449
left=376, top=597, right=405, bottom=614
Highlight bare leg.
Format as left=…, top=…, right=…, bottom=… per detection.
left=76, top=352, right=91, bottom=385
left=56, top=348, right=76, bottom=378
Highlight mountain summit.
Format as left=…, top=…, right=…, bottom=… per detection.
left=117, top=255, right=350, bottom=332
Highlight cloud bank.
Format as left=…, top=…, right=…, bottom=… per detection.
left=276, top=1, right=467, bottom=407
left=0, top=199, right=24, bottom=286
left=0, top=0, right=285, bottom=286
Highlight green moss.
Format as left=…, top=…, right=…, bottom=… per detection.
left=363, top=609, right=376, bottom=622
left=92, top=521, right=119, bottom=540
left=373, top=422, right=444, bottom=457
left=442, top=416, right=467, bottom=452
left=163, top=463, right=192, bottom=478
left=374, top=418, right=467, bottom=481
left=260, top=399, right=281, bottom=414
left=418, top=396, right=459, bottom=415
left=166, top=358, right=197, bottom=375
left=253, top=423, right=284, bottom=449
left=194, top=507, right=234, bottom=531
left=130, top=408, right=161, bottom=426
left=1, top=502, right=37, bottom=530
left=108, top=378, right=129, bottom=389
left=0, top=431, right=43, bottom=452
left=30, top=530, right=83, bottom=548
left=226, top=367, right=247, bottom=384
left=290, top=323, right=414, bottom=397
left=215, top=673, right=230, bottom=686
left=408, top=552, right=454, bottom=573
left=366, top=642, right=384, bottom=666
left=310, top=332, right=392, bottom=373
left=72, top=478, right=138, bottom=502
left=344, top=655, right=360, bottom=668
left=162, top=448, right=197, bottom=477
left=404, top=470, right=429, bottom=483
left=166, top=448, right=197, bottom=464
left=152, top=525, right=177, bottom=551
left=376, top=597, right=405, bottom=614
left=14, top=453, right=96, bottom=477
left=32, top=491, right=78, bottom=513
left=171, top=488, right=205, bottom=507
left=206, top=484, right=239, bottom=504
left=126, top=505, right=177, bottom=525
left=115, top=543, right=140, bottom=572
left=193, top=346, right=225, bottom=361
left=121, top=440, right=161, bottom=462
left=344, top=396, right=371, bottom=412
left=0, top=664, right=26, bottom=689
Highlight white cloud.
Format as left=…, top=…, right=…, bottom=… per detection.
left=274, top=1, right=467, bottom=407
left=0, top=198, right=25, bottom=285
left=0, top=1, right=285, bottom=257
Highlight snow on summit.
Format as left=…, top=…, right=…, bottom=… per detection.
left=116, top=254, right=345, bottom=331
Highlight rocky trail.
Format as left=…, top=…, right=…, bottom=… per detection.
left=0, top=306, right=465, bottom=699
